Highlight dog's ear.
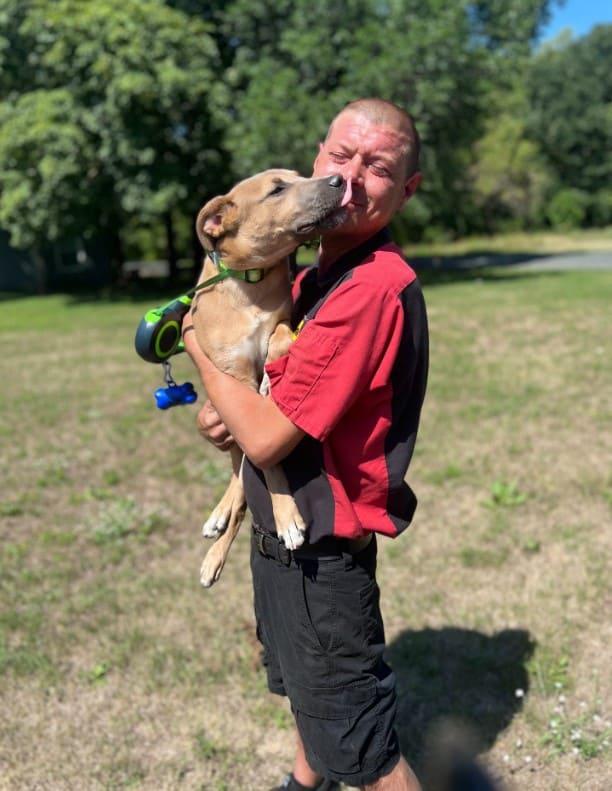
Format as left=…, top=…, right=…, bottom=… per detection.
left=196, top=196, right=238, bottom=250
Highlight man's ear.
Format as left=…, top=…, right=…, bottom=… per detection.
left=405, top=171, right=422, bottom=199
left=398, top=171, right=423, bottom=210
left=196, top=196, right=238, bottom=250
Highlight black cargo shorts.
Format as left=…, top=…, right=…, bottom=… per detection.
left=250, top=528, right=401, bottom=788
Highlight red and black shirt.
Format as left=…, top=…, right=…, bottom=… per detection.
left=242, top=228, right=429, bottom=542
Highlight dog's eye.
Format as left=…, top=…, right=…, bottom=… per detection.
left=267, top=184, right=285, bottom=197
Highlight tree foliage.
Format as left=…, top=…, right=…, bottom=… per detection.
left=0, top=0, right=222, bottom=262
left=470, top=88, right=554, bottom=231
left=527, top=25, right=612, bottom=197
left=212, top=0, right=553, bottom=236
left=0, top=0, right=609, bottom=291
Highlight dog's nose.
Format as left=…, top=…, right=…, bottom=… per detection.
left=327, top=174, right=344, bottom=189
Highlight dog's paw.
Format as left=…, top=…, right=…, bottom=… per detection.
left=279, top=520, right=306, bottom=551
left=202, top=509, right=229, bottom=538
left=200, top=547, right=225, bottom=588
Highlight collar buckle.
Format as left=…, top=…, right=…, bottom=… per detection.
left=208, top=251, right=265, bottom=284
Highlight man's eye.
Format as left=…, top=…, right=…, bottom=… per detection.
left=329, top=151, right=348, bottom=162
left=371, top=165, right=391, bottom=177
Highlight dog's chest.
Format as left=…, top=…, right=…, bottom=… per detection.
left=224, top=308, right=280, bottom=365
left=193, top=280, right=290, bottom=385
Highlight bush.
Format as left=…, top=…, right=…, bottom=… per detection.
left=589, top=190, right=612, bottom=227
left=545, top=189, right=589, bottom=229
left=392, top=195, right=433, bottom=244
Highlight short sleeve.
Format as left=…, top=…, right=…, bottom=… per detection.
left=266, top=277, right=404, bottom=440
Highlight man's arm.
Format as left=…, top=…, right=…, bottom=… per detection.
left=182, top=325, right=305, bottom=469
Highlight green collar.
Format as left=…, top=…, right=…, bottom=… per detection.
left=190, top=252, right=266, bottom=296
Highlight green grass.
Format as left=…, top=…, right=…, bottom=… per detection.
left=1, top=263, right=611, bottom=790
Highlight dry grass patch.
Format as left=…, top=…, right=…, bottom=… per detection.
left=1, top=268, right=611, bottom=790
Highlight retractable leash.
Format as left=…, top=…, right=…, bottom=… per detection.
left=134, top=252, right=267, bottom=410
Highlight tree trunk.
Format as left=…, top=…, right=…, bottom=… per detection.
left=164, top=211, right=178, bottom=287
left=108, top=226, right=124, bottom=285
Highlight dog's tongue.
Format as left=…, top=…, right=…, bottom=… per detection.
left=340, top=177, right=353, bottom=207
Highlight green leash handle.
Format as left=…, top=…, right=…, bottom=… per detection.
left=134, top=294, right=192, bottom=363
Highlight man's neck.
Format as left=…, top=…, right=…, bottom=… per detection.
left=317, top=227, right=390, bottom=277
left=317, top=234, right=367, bottom=276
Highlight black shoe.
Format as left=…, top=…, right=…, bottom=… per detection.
left=269, top=773, right=340, bottom=791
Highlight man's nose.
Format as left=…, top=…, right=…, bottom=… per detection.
left=343, top=154, right=364, bottom=183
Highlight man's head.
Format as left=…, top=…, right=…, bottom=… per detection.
left=313, top=98, right=422, bottom=247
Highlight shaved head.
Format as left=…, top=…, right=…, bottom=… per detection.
left=327, top=98, right=421, bottom=177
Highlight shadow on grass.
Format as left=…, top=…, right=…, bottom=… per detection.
left=410, top=252, right=561, bottom=287
left=388, top=626, right=535, bottom=779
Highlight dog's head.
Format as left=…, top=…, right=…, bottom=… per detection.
left=196, top=169, right=347, bottom=269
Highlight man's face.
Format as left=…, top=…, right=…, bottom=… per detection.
left=312, top=111, right=421, bottom=241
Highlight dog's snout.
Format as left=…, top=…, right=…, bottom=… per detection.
left=327, top=174, right=344, bottom=189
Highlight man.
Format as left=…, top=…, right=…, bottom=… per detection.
left=183, top=98, right=428, bottom=791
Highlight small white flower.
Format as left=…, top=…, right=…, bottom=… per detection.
left=503, top=754, right=510, bottom=763
left=592, top=714, right=601, bottom=723
left=553, top=706, right=562, bottom=714
left=515, top=688, right=525, bottom=698
left=550, top=719, right=559, bottom=728
left=579, top=701, right=587, bottom=708
left=570, top=729, right=582, bottom=742
left=555, top=682, right=563, bottom=689
left=515, top=739, right=523, bottom=748
left=572, top=747, right=580, bottom=755
left=524, top=755, right=532, bottom=763
left=558, top=694, right=566, bottom=704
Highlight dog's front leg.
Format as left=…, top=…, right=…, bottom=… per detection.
left=200, top=445, right=247, bottom=587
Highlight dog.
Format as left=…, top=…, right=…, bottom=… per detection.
left=190, top=169, right=347, bottom=586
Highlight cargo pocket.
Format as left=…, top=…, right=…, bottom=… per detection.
left=290, top=677, right=381, bottom=778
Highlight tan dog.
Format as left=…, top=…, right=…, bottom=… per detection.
left=191, top=169, right=346, bottom=586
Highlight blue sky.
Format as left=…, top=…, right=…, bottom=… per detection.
left=539, top=0, right=611, bottom=41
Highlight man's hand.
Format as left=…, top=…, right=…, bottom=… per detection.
left=196, top=400, right=235, bottom=451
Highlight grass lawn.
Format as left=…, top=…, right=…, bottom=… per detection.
left=0, top=262, right=610, bottom=790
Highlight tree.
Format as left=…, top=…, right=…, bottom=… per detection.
left=0, top=0, right=223, bottom=284
left=469, top=89, right=554, bottom=231
left=207, top=0, right=554, bottom=238
left=527, top=25, right=612, bottom=207
left=0, top=89, right=99, bottom=247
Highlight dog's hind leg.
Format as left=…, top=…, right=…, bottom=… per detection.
left=202, top=445, right=244, bottom=539
left=200, top=489, right=247, bottom=587
left=200, top=447, right=247, bottom=587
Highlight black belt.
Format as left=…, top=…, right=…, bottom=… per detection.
left=253, top=527, right=372, bottom=566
